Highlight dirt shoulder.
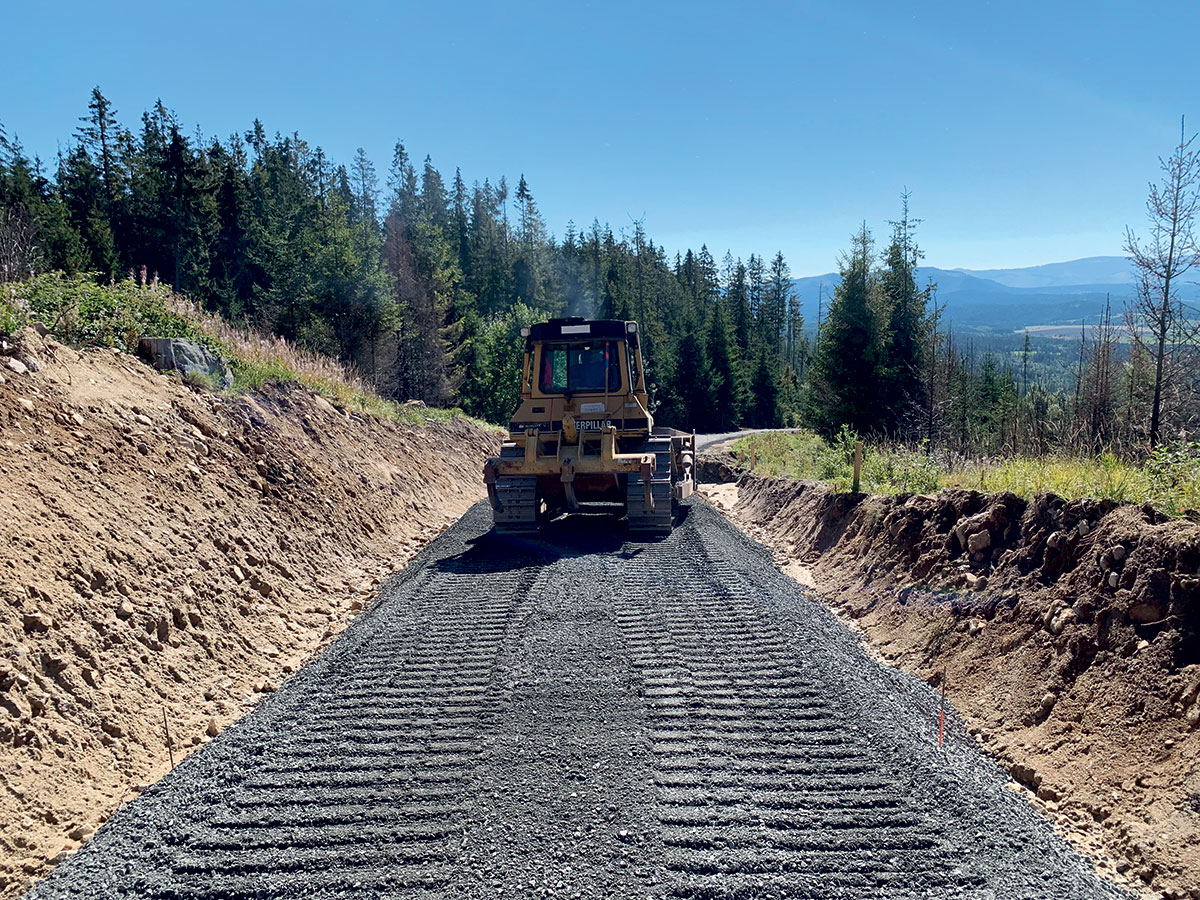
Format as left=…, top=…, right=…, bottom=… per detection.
left=0, top=329, right=499, bottom=898
left=700, top=463, right=1200, bottom=900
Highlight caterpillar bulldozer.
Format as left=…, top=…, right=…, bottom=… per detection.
left=484, top=318, right=695, bottom=535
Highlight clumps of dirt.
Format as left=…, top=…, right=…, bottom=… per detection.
left=0, top=328, right=499, bottom=898
left=703, top=466, right=1200, bottom=900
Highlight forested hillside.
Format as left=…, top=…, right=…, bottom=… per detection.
left=2, top=89, right=1196, bottom=457
left=0, top=89, right=808, bottom=430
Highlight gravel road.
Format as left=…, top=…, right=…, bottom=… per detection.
left=26, top=501, right=1128, bottom=900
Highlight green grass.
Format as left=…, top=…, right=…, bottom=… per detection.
left=0, top=294, right=23, bottom=336
left=1, top=273, right=486, bottom=430
left=731, top=429, right=1200, bottom=517
left=731, top=428, right=942, bottom=495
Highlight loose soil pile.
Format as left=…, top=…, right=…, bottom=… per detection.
left=700, top=455, right=1200, bottom=900
left=0, top=329, right=498, bottom=898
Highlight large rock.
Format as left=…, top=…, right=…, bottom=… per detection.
left=22, top=611, right=52, bottom=633
left=967, top=529, right=992, bottom=554
left=953, top=511, right=991, bottom=553
left=138, top=338, right=233, bottom=390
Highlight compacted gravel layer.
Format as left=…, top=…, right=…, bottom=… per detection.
left=25, top=501, right=1129, bottom=900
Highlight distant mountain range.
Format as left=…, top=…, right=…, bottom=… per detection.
left=791, top=255, right=1200, bottom=334
left=953, top=257, right=1135, bottom=289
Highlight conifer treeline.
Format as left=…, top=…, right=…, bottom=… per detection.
left=0, top=89, right=816, bottom=429
left=3, top=90, right=1194, bottom=454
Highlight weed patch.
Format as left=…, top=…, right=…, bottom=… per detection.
left=1, top=273, right=484, bottom=430
left=732, top=429, right=1200, bottom=518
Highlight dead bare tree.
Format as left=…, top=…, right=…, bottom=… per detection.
left=1071, top=318, right=1086, bottom=441
left=924, top=286, right=944, bottom=448
left=1082, top=297, right=1117, bottom=452
left=0, top=204, right=40, bottom=282
left=1124, top=118, right=1200, bottom=448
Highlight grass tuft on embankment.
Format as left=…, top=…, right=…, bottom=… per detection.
left=731, top=428, right=1200, bottom=518
left=1, top=273, right=474, bottom=427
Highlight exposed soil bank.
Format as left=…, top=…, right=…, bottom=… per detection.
left=0, top=329, right=498, bottom=898
left=701, top=460, right=1200, bottom=900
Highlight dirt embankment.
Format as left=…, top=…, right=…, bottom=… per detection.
left=701, top=459, right=1200, bottom=900
left=0, top=329, right=499, bottom=898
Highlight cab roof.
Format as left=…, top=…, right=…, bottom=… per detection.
left=528, top=319, right=633, bottom=341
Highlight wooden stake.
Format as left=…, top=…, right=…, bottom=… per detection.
left=162, top=707, right=175, bottom=769
left=852, top=440, right=863, bottom=493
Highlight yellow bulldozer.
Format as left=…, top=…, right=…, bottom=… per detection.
left=484, top=318, right=695, bottom=534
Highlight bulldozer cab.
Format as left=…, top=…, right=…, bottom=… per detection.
left=510, top=319, right=651, bottom=436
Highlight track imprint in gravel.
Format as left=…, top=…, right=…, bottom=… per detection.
left=615, top=535, right=972, bottom=899
left=25, top=503, right=1128, bottom=900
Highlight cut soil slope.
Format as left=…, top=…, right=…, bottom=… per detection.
left=702, top=464, right=1200, bottom=900
left=0, top=329, right=499, bottom=898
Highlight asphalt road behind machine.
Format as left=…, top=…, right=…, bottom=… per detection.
left=484, top=318, right=695, bottom=534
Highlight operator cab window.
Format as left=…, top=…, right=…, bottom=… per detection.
left=540, top=342, right=622, bottom=393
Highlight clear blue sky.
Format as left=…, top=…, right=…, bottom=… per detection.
left=1, top=0, right=1194, bottom=274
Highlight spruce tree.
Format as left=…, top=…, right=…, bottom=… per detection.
left=420, top=156, right=448, bottom=233
left=387, top=141, right=419, bottom=227
left=58, top=145, right=117, bottom=275
left=696, top=245, right=720, bottom=305
left=672, top=325, right=712, bottom=430
left=451, top=168, right=471, bottom=274
left=763, top=251, right=792, bottom=358
left=706, top=298, right=740, bottom=430
left=746, top=253, right=765, bottom=321
left=383, top=208, right=452, bottom=405
left=210, top=138, right=257, bottom=316
left=352, top=148, right=380, bottom=263
left=748, top=345, right=780, bottom=427
left=512, top=174, right=548, bottom=309
left=876, top=194, right=931, bottom=434
left=727, top=259, right=752, bottom=354
left=77, top=88, right=124, bottom=230
left=806, top=224, right=883, bottom=436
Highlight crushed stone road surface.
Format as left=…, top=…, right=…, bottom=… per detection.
left=27, top=502, right=1127, bottom=900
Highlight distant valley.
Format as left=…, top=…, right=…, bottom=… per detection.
left=792, top=255, right=1200, bottom=335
